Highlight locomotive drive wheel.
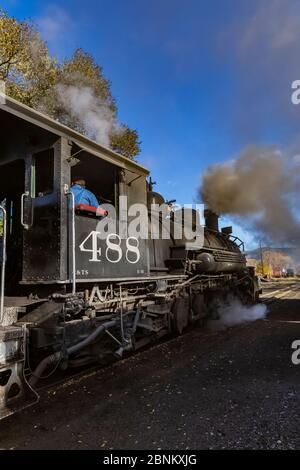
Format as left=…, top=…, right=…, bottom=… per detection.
left=172, top=298, right=189, bottom=334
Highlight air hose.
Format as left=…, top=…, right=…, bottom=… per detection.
left=29, top=319, right=116, bottom=388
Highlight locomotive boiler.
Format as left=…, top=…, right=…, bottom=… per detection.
left=0, top=96, right=260, bottom=419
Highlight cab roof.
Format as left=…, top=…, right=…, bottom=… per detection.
left=0, top=94, right=149, bottom=176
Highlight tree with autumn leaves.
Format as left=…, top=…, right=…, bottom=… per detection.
left=0, top=10, right=141, bottom=159
left=248, top=250, right=295, bottom=277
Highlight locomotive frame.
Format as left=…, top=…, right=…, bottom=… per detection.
left=0, top=96, right=260, bottom=419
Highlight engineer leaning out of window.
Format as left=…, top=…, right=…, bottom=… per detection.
left=70, top=178, right=100, bottom=209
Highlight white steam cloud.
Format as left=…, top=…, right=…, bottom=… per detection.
left=56, top=84, right=122, bottom=148
left=208, top=299, right=267, bottom=330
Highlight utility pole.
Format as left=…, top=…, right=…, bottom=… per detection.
left=260, top=240, right=265, bottom=277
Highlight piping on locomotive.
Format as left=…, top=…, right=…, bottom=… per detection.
left=0, top=96, right=260, bottom=420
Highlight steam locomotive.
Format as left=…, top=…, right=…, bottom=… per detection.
left=0, top=96, right=260, bottom=419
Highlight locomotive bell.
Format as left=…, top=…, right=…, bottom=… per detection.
left=147, top=191, right=165, bottom=211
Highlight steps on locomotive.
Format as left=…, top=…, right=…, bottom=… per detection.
left=0, top=325, right=38, bottom=420
left=0, top=298, right=42, bottom=418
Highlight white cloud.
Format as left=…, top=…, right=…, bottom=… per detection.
left=293, top=154, right=300, bottom=163
left=238, top=0, right=300, bottom=55
left=37, top=5, right=74, bottom=54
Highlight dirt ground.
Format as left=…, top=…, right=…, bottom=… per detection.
left=0, top=280, right=300, bottom=450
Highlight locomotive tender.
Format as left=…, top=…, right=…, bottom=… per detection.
left=0, top=96, right=259, bottom=419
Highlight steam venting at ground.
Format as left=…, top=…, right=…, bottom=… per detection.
left=55, top=83, right=123, bottom=148
left=208, top=298, right=267, bottom=330
left=200, top=146, right=300, bottom=244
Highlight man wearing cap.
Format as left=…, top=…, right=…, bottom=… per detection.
left=70, top=178, right=100, bottom=209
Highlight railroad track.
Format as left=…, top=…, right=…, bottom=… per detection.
left=261, top=280, right=300, bottom=303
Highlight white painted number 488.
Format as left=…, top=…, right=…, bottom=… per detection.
left=79, top=231, right=140, bottom=264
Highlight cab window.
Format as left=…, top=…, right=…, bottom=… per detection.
left=32, top=149, right=54, bottom=198
left=70, top=150, right=118, bottom=218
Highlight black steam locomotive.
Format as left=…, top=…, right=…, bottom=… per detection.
left=0, top=96, right=259, bottom=419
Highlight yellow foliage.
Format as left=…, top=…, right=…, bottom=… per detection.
left=0, top=9, right=57, bottom=106
left=0, top=10, right=141, bottom=159
left=255, top=262, right=273, bottom=277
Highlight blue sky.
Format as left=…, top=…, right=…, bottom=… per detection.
left=2, top=0, right=300, bottom=249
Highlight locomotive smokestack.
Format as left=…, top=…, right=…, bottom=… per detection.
left=204, top=209, right=219, bottom=232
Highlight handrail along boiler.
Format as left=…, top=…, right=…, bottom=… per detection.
left=0, top=96, right=260, bottom=419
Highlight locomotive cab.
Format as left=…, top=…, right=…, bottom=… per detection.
left=0, top=96, right=150, bottom=296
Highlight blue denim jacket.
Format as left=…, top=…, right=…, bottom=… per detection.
left=70, top=184, right=99, bottom=208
